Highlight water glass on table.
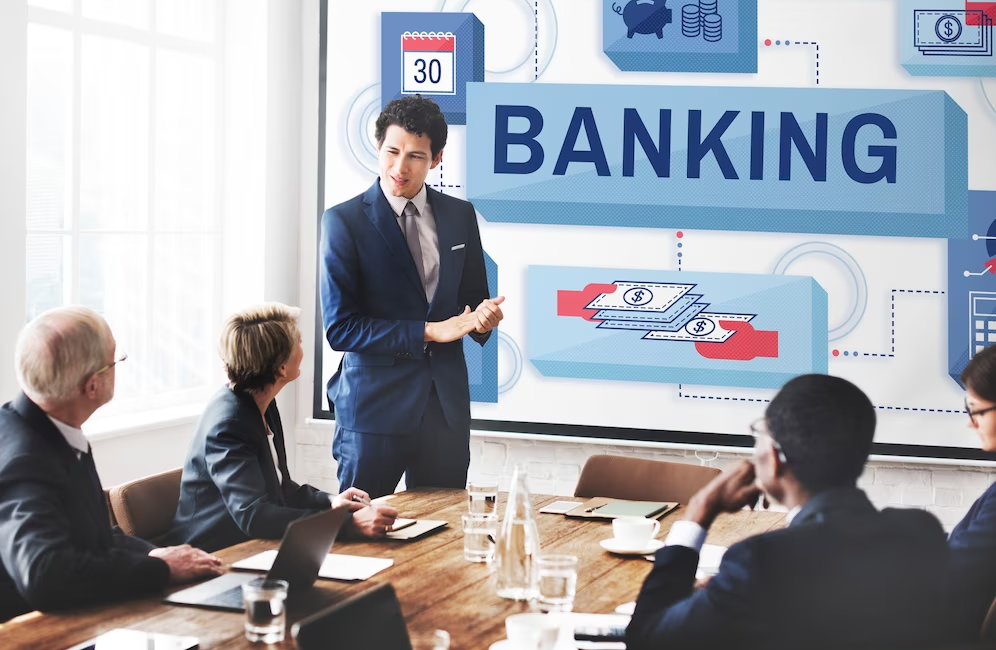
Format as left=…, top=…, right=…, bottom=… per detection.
left=462, top=513, right=498, bottom=562
left=409, top=628, right=450, bottom=650
left=242, top=577, right=288, bottom=643
left=534, top=554, right=578, bottom=612
left=467, top=481, right=498, bottom=515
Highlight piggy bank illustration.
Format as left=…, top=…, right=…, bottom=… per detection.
left=613, top=0, right=673, bottom=39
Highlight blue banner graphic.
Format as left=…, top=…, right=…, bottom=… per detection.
left=603, top=0, right=758, bottom=73
left=529, top=266, right=828, bottom=389
left=947, top=191, right=996, bottom=387
left=466, top=82, right=968, bottom=238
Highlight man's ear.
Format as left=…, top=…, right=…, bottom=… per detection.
left=430, top=150, right=443, bottom=169
left=82, top=374, right=99, bottom=399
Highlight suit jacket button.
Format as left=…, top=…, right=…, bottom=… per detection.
left=428, top=350, right=433, bottom=358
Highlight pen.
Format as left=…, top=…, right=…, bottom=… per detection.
left=351, top=494, right=372, bottom=507
left=584, top=503, right=607, bottom=513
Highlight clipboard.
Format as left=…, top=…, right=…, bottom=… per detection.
left=564, top=498, right=678, bottom=521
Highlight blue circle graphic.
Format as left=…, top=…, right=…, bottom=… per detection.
left=772, top=242, right=868, bottom=342
left=497, top=331, right=523, bottom=395
left=345, top=84, right=381, bottom=174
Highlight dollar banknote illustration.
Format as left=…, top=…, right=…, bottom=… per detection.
left=914, top=10, right=993, bottom=56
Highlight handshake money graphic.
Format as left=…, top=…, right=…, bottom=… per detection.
left=914, top=9, right=993, bottom=57
left=557, top=281, right=779, bottom=361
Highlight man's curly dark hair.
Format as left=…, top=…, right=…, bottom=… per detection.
left=375, top=94, right=448, bottom=158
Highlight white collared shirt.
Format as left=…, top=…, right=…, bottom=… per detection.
left=263, top=423, right=283, bottom=485
left=379, top=179, right=440, bottom=301
left=664, top=503, right=804, bottom=553
left=47, top=415, right=89, bottom=459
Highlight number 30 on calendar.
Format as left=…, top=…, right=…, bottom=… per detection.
left=401, top=31, right=456, bottom=95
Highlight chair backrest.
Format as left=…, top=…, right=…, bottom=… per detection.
left=108, top=468, right=182, bottom=543
left=292, top=583, right=413, bottom=650
left=981, top=594, right=996, bottom=642
left=574, top=455, right=721, bottom=504
left=103, top=488, right=116, bottom=527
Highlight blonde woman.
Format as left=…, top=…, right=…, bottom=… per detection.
left=164, top=304, right=396, bottom=553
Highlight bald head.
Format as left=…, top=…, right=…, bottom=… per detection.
left=15, top=306, right=113, bottom=405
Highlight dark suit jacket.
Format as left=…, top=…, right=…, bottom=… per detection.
left=319, top=180, right=491, bottom=438
left=626, top=488, right=949, bottom=650
left=0, top=394, right=170, bottom=622
left=948, top=482, right=996, bottom=640
left=164, top=386, right=332, bottom=553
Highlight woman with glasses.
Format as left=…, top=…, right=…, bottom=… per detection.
left=949, top=344, right=996, bottom=639
left=163, top=303, right=397, bottom=553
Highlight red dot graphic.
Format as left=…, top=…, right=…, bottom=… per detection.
left=764, top=39, right=772, bottom=46
left=676, top=231, right=684, bottom=238
left=832, top=349, right=840, bottom=357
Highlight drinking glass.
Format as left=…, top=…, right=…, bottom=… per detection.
left=467, top=481, right=498, bottom=516
left=409, top=628, right=450, bottom=650
left=242, top=578, right=288, bottom=643
left=462, top=513, right=498, bottom=562
left=534, top=554, right=578, bottom=612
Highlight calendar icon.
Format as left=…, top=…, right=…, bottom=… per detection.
left=401, top=31, right=456, bottom=95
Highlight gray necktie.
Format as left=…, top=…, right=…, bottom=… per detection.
left=402, top=201, right=428, bottom=299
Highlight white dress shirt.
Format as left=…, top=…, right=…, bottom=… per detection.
left=380, top=179, right=440, bottom=301
left=47, top=415, right=89, bottom=459
left=263, top=423, right=283, bottom=485
left=664, top=503, right=802, bottom=553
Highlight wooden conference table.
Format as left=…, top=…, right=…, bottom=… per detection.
left=0, top=489, right=785, bottom=650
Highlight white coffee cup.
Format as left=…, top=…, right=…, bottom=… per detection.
left=505, top=613, right=560, bottom=650
left=612, top=516, right=660, bottom=550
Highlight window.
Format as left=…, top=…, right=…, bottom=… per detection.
left=26, top=0, right=224, bottom=417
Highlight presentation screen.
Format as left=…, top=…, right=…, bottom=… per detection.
left=316, top=0, right=996, bottom=459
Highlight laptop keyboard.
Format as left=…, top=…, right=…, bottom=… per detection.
left=207, top=585, right=246, bottom=610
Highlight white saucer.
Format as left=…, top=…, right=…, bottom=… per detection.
left=600, top=537, right=665, bottom=555
left=489, top=641, right=513, bottom=650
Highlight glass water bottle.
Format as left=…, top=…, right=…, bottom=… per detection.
left=494, top=463, right=540, bottom=600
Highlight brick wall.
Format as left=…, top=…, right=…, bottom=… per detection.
left=296, top=429, right=996, bottom=531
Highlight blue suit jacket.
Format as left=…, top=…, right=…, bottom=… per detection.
left=626, top=488, right=949, bottom=650
left=0, top=394, right=169, bottom=621
left=320, top=180, right=491, bottom=435
left=163, top=386, right=332, bottom=553
left=948, top=482, right=996, bottom=640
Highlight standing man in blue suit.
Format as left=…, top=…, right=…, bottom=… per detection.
left=320, top=95, right=503, bottom=498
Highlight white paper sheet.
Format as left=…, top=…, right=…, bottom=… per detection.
left=232, top=550, right=393, bottom=581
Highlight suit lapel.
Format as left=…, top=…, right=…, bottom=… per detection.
left=363, top=180, right=427, bottom=301
left=426, top=186, right=458, bottom=308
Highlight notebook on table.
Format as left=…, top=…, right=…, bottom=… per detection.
left=565, top=498, right=678, bottom=520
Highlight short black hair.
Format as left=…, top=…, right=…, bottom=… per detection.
left=962, top=344, right=996, bottom=402
left=374, top=95, right=448, bottom=158
left=765, top=374, right=875, bottom=493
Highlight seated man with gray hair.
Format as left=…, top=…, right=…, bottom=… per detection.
left=0, top=306, right=223, bottom=622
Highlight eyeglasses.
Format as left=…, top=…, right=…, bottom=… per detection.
left=965, top=399, right=996, bottom=425
left=750, top=418, right=788, bottom=464
left=93, top=352, right=128, bottom=377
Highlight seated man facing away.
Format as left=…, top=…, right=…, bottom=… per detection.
left=0, top=307, right=222, bottom=623
left=626, top=374, right=949, bottom=650
left=163, top=304, right=397, bottom=554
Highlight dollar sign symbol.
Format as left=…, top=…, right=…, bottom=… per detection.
left=693, top=320, right=707, bottom=334
left=632, top=289, right=645, bottom=303
left=944, top=19, right=954, bottom=38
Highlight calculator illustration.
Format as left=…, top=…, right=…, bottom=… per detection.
left=969, top=291, right=996, bottom=358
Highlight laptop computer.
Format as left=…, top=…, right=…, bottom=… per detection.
left=163, top=506, right=350, bottom=612
left=292, top=583, right=412, bottom=650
